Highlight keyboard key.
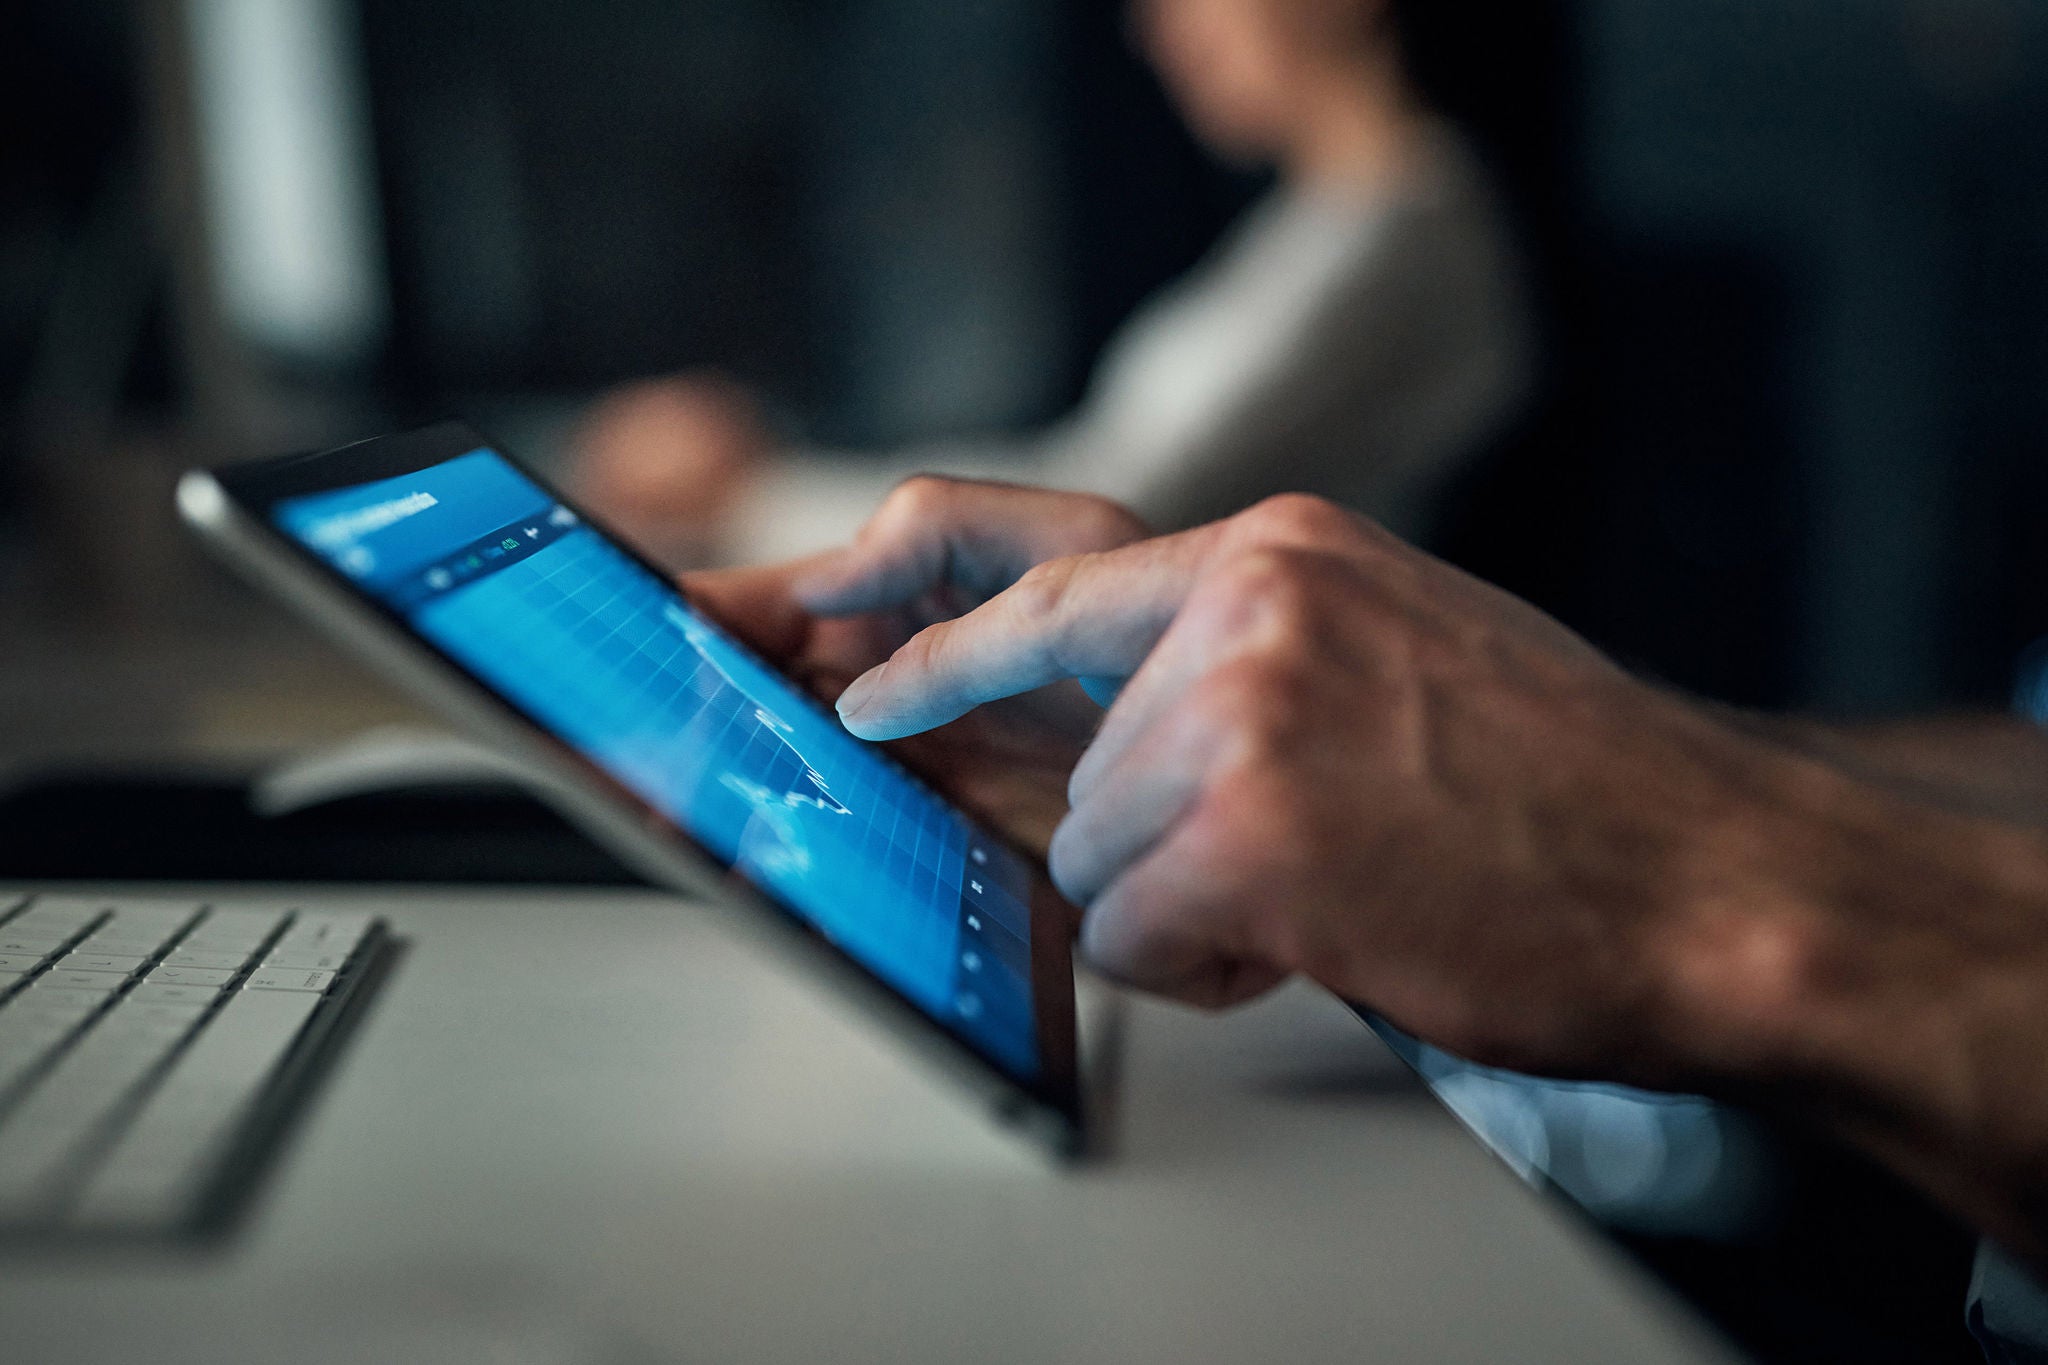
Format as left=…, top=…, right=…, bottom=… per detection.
left=69, top=1113, right=241, bottom=1229
left=0, top=1051, right=60, bottom=1098
left=78, top=938, right=175, bottom=958
left=0, top=1030, right=92, bottom=1078
left=0, top=1093, right=125, bottom=1195
left=0, top=1017, right=192, bottom=1215
left=100, top=1003, right=214, bottom=1031
left=24, top=895, right=119, bottom=917
left=95, top=906, right=183, bottom=924
left=178, top=920, right=267, bottom=940
left=109, top=933, right=191, bottom=954
left=0, top=1009, right=89, bottom=1044
left=73, top=988, right=322, bottom=1228
left=160, top=951, right=248, bottom=971
left=127, top=984, right=222, bottom=1007
left=260, top=951, right=351, bottom=972
left=0, top=1038, right=62, bottom=1072
left=58, top=955, right=146, bottom=976
left=0, top=1022, right=68, bottom=1058
left=35, top=972, right=124, bottom=993
left=280, top=913, right=370, bottom=947
left=21, top=988, right=117, bottom=1012
left=7, top=897, right=108, bottom=927
left=0, top=1059, right=74, bottom=1101
left=173, top=938, right=263, bottom=956
left=145, top=967, right=235, bottom=988
left=191, top=909, right=284, bottom=942
left=63, top=1023, right=188, bottom=1078
left=0, top=1027, right=60, bottom=1057
left=77, top=898, right=202, bottom=925
left=201, top=904, right=286, bottom=923
left=0, top=1139, right=81, bottom=1220
left=241, top=969, right=333, bottom=994
left=0, top=901, right=382, bottom=1237
left=5, top=923, right=90, bottom=945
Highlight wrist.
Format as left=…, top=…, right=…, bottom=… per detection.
left=1657, top=739, right=2048, bottom=1251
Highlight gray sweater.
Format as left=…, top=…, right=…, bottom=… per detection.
left=727, top=123, right=1534, bottom=558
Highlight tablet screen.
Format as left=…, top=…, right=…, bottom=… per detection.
left=269, top=446, right=1042, bottom=1081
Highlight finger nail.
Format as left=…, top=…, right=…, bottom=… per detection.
left=835, top=666, right=884, bottom=725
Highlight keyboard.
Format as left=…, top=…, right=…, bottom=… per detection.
left=0, top=892, right=390, bottom=1240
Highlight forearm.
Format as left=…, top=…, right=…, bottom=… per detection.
left=1663, top=733, right=2048, bottom=1261
left=1721, top=711, right=2048, bottom=828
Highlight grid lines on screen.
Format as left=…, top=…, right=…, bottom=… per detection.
left=415, top=527, right=966, bottom=1013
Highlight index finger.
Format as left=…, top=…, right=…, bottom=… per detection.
left=834, top=525, right=1224, bottom=740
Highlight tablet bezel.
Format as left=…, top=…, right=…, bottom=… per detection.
left=181, top=421, right=1085, bottom=1155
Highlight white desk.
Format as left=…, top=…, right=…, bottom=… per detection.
left=1, top=887, right=1739, bottom=1363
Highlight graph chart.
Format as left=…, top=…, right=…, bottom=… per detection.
left=277, top=443, right=1041, bottom=1077
left=416, top=527, right=967, bottom=1011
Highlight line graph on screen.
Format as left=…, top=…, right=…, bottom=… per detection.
left=661, top=603, right=852, bottom=876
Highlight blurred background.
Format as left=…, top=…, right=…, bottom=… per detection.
left=5, top=0, right=2048, bottom=1359
left=7, top=0, right=2048, bottom=757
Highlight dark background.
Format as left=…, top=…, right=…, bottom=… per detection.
left=5, top=2, right=2048, bottom=1360
left=8, top=0, right=2048, bottom=718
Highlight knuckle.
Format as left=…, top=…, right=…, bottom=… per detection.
left=897, top=622, right=950, bottom=675
left=876, top=473, right=1008, bottom=538
left=1201, top=546, right=1335, bottom=635
left=1067, top=494, right=1149, bottom=552
left=1233, top=493, right=1362, bottom=550
left=878, top=473, right=953, bottom=523
left=1007, top=556, right=1081, bottom=630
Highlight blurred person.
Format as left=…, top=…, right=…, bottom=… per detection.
left=684, top=477, right=2048, bottom=1360
left=573, top=0, right=1533, bottom=565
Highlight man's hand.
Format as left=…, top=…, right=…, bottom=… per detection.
left=826, top=485, right=1771, bottom=1070
left=683, top=477, right=1148, bottom=859
left=810, top=478, right=2048, bottom=1258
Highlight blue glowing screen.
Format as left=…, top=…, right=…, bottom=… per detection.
left=274, top=448, right=1038, bottom=1077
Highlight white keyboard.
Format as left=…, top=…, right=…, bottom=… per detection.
left=0, top=893, right=389, bottom=1239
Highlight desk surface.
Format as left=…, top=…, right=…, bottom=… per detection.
left=0, top=886, right=1739, bottom=1364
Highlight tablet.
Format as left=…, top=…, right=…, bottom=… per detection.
left=178, top=422, right=1083, bottom=1154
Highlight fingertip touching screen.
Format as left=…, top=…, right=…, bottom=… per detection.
left=271, top=447, right=1041, bottom=1081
